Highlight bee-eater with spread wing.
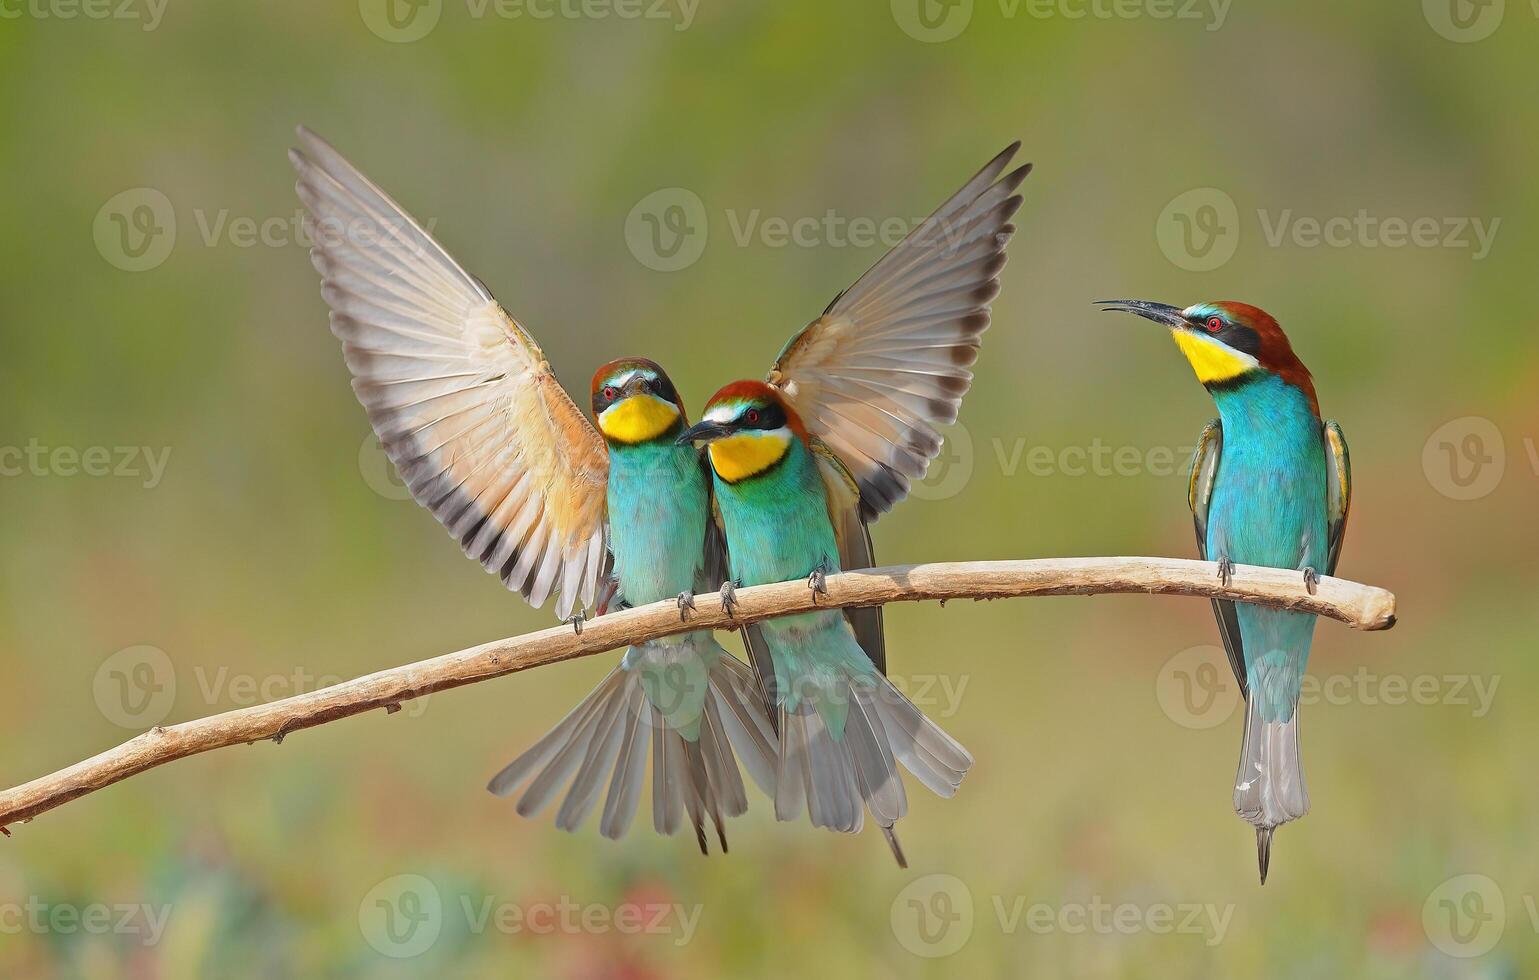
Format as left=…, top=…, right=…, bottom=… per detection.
left=679, top=147, right=1030, bottom=863
left=291, top=129, right=775, bottom=852
left=292, top=128, right=1027, bottom=859
left=1097, top=300, right=1351, bottom=884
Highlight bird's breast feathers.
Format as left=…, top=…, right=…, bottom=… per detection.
left=1172, top=329, right=1261, bottom=385
left=707, top=429, right=792, bottom=483
left=597, top=393, right=680, bottom=444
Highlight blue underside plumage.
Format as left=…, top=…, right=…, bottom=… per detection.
left=606, top=437, right=720, bottom=737
left=606, top=438, right=711, bottom=606
left=1206, top=373, right=1328, bottom=721
left=710, top=440, right=876, bottom=734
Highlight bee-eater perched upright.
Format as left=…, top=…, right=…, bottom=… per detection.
left=677, top=143, right=1029, bottom=862
left=1097, top=300, right=1351, bottom=883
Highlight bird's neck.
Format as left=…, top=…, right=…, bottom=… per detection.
left=1210, top=372, right=1320, bottom=445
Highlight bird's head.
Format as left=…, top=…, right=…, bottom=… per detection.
left=1095, top=299, right=1318, bottom=414
left=677, top=380, right=807, bottom=483
left=590, top=357, right=687, bottom=445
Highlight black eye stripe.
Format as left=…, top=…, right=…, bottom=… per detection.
left=741, top=402, right=786, bottom=429
left=1224, top=324, right=1263, bottom=357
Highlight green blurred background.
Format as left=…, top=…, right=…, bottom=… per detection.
left=2, top=0, right=1536, bottom=975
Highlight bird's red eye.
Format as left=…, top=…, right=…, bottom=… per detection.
left=1206, top=316, right=1224, bottom=333
left=602, top=386, right=618, bottom=400
left=745, top=408, right=760, bottom=425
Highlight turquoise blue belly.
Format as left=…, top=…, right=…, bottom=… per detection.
left=1208, top=377, right=1329, bottom=720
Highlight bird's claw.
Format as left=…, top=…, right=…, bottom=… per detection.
left=1302, top=567, right=1320, bottom=595
left=1217, top=556, right=1235, bottom=588
left=806, top=556, right=831, bottom=600
left=676, top=591, right=697, bottom=622
left=567, top=612, right=585, bottom=636
left=720, top=580, right=740, bottom=618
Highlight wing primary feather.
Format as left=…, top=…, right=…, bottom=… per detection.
left=768, top=144, right=1029, bottom=519
left=292, top=128, right=610, bottom=619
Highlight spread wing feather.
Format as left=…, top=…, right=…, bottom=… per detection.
left=768, top=142, right=1030, bottom=518
left=1189, top=420, right=1247, bottom=697
left=291, top=127, right=609, bottom=619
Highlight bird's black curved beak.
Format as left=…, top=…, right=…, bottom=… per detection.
left=677, top=419, right=734, bottom=446
left=1095, top=299, right=1187, bottom=328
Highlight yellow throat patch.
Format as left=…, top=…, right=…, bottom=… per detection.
left=598, top=394, right=680, bottom=444
left=708, top=431, right=791, bottom=482
left=1171, top=329, right=1258, bottom=385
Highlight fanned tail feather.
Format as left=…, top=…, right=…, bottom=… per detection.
left=487, top=644, right=777, bottom=852
left=774, top=672, right=972, bottom=867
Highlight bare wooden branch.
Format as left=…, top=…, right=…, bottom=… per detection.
left=0, top=557, right=1395, bottom=833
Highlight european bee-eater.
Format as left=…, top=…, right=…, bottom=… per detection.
left=291, top=130, right=774, bottom=852
left=1097, top=299, right=1351, bottom=884
left=680, top=384, right=974, bottom=866
left=291, top=126, right=1027, bottom=858
left=674, top=142, right=1030, bottom=864
left=485, top=357, right=780, bottom=852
